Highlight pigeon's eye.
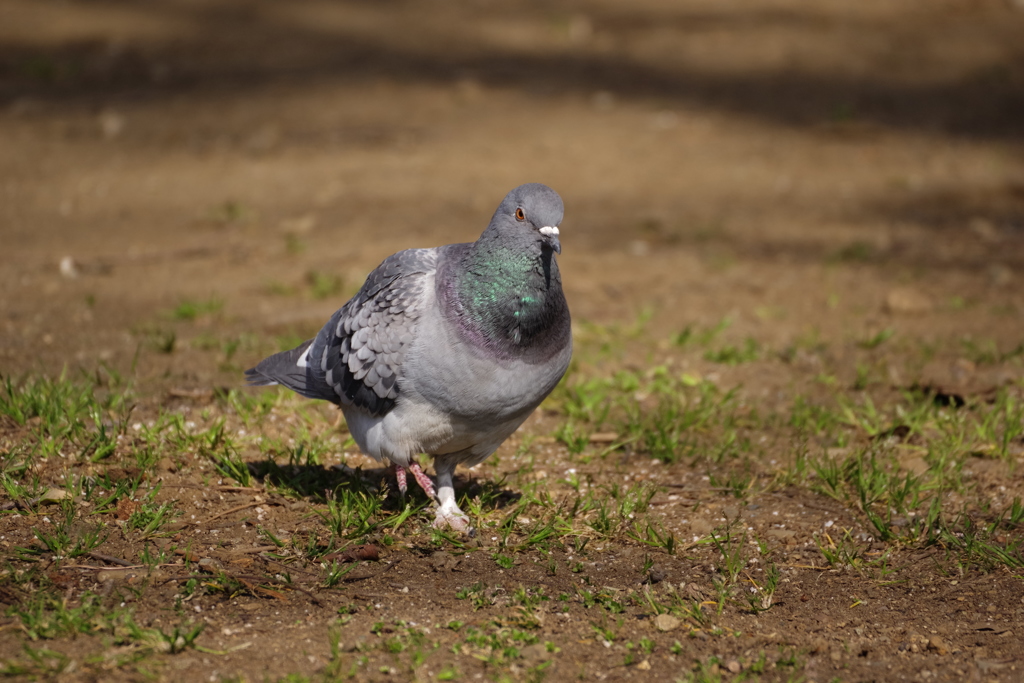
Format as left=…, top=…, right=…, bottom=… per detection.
left=515, top=208, right=525, bottom=221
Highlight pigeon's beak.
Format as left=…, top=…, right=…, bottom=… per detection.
left=539, top=226, right=561, bottom=254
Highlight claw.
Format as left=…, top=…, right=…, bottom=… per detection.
left=396, top=458, right=474, bottom=535
left=433, top=505, right=473, bottom=536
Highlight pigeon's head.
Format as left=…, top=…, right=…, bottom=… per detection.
left=489, top=183, right=564, bottom=254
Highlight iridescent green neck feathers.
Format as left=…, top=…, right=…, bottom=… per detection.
left=449, top=241, right=567, bottom=355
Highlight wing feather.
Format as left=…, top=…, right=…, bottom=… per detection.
left=307, top=248, right=437, bottom=417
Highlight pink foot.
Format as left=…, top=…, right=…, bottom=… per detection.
left=394, top=464, right=408, bottom=495
left=408, top=462, right=436, bottom=499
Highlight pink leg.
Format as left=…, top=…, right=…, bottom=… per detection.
left=394, top=464, right=408, bottom=496
left=408, top=462, right=436, bottom=500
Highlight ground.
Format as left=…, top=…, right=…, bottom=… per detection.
left=2, top=1, right=1024, bottom=681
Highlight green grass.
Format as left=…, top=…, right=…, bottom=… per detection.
left=703, top=337, right=761, bottom=365
left=9, top=592, right=113, bottom=641
left=858, top=328, right=895, bottom=350
left=960, top=337, right=1024, bottom=365
left=0, top=373, right=132, bottom=465
left=306, top=270, right=344, bottom=300
left=126, top=497, right=179, bottom=538
left=457, top=623, right=541, bottom=667
left=671, top=317, right=732, bottom=348
left=26, top=500, right=108, bottom=562
left=6, top=590, right=205, bottom=658
left=1, top=328, right=1022, bottom=682
left=0, top=371, right=140, bottom=506
left=171, top=297, right=223, bottom=321
left=315, top=481, right=418, bottom=543
left=551, top=364, right=755, bottom=465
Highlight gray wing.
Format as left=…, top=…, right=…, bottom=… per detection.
left=308, top=247, right=438, bottom=417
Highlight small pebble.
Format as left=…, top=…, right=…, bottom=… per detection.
left=654, top=614, right=681, bottom=632
left=927, top=636, right=949, bottom=656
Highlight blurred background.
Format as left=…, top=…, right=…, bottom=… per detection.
left=1, top=0, right=1022, bottom=387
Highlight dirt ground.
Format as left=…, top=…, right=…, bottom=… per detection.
left=2, top=1, right=1024, bottom=681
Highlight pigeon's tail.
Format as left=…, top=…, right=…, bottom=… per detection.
left=244, top=339, right=336, bottom=403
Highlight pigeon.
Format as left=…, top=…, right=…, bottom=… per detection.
left=245, top=183, right=572, bottom=532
